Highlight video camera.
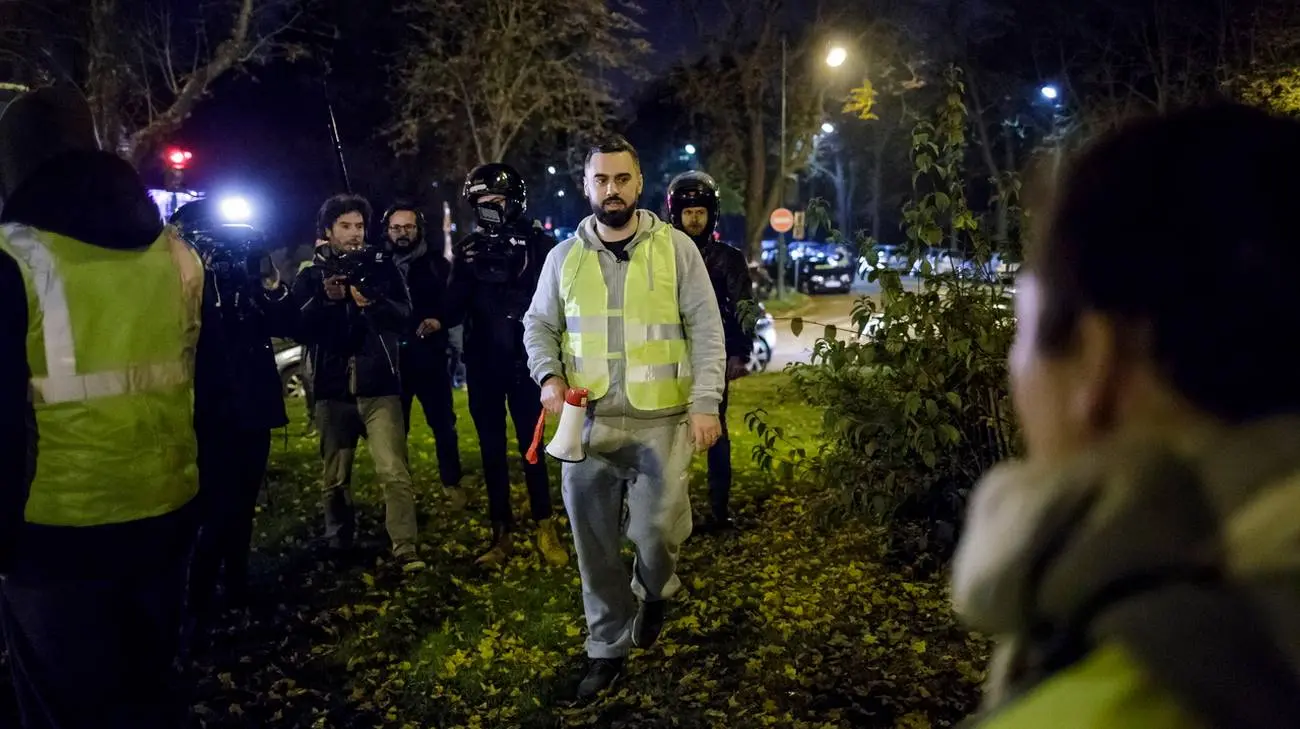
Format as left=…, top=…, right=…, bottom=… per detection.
left=320, top=246, right=396, bottom=302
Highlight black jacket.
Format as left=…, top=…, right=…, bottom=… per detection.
left=390, top=239, right=452, bottom=367
left=0, top=149, right=207, bottom=579
left=699, top=240, right=755, bottom=359
left=193, top=266, right=296, bottom=433
left=445, top=220, right=555, bottom=364
left=291, top=244, right=411, bottom=401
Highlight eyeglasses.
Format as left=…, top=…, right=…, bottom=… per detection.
left=388, top=224, right=418, bottom=233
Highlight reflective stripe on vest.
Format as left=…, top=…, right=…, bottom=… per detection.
left=0, top=223, right=203, bottom=527
left=559, top=227, right=692, bottom=410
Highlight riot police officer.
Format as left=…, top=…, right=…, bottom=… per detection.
left=446, top=164, right=568, bottom=568
left=666, top=171, right=753, bottom=531
left=171, top=197, right=297, bottom=655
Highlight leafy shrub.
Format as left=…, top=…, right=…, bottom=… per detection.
left=750, top=66, right=1021, bottom=563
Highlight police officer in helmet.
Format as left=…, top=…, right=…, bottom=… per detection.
left=666, top=170, right=753, bottom=531
left=445, top=163, right=568, bottom=568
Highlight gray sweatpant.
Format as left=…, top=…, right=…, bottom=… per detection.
left=563, top=416, right=694, bottom=659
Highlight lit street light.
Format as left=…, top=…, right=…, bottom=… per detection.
left=826, top=46, right=847, bottom=68
left=547, top=165, right=557, bottom=175
left=1040, top=85, right=1059, bottom=100
left=821, top=122, right=835, bottom=134
left=684, top=143, right=697, bottom=155
left=557, top=189, right=565, bottom=197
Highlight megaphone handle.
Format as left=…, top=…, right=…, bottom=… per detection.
left=525, top=408, right=546, bottom=464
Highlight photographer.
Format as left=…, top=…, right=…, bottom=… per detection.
left=173, top=198, right=296, bottom=656
left=291, top=194, right=423, bottom=569
left=447, top=164, right=567, bottom=568
left=381, top=203, right=465, bottom=509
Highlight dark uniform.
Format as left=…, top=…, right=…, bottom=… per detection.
left=448, top=164, right=566, bottom=567
left=666, top=171, right=754, bottom=528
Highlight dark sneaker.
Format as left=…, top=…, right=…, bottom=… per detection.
left=394, top=546, right=426, bottom=572
left=632, top=599, right=667, bottom=649
left=576, top=657, right=624, bottom=702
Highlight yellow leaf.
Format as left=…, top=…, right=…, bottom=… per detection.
left=362, top=572, right=376, bottom=588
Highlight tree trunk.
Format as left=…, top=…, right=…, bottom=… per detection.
left=869, top=125, right=888, bottom=243
left=87, top=0, right=123, bottom=155
left=743, top=87, right=769, bottom=262
left=834, top=152, right=850, bottom=236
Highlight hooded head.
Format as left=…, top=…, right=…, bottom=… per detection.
left=0, top=85, right=100, bottom=209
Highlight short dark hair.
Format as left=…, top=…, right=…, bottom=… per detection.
left=584, top=134, right=641, bottom=171
left=317, top=194, right=372, bottom=238
left=1031, top=102, right=1300, bottom=422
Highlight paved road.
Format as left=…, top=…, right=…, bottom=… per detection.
left=767, top=278, right=881, bottom=370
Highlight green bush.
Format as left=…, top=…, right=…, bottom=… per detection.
left=750, top=66, right=1021, bottom=560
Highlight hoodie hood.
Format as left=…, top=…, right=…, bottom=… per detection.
left=953, top=416, right=1300, bottom=725
left=574, top=209, right=667, bottom=251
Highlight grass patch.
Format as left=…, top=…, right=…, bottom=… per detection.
left=3, top=372, right=988, bottom=728
left=762, top=292, right=813, bottom=318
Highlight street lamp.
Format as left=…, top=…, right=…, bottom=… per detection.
left=1040, top=84, right=1059, bottom=101
left=556, top=189, right=565, bottom=197
left=547, top=165, right=557, bottom=175
left=821, top=122, right=835, bottom=134
left=684, top=143, right=697, bottom=156
left=777, top=40, right=847, bottom=298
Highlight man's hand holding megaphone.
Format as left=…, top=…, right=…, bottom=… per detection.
left=538, top=375, right=721, bottom=452
left=541, top=376, right=568, bottom=416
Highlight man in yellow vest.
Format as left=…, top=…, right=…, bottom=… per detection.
left=523, top=135, right=726, bottom=701
left=0, top=86, right=204, bottom=727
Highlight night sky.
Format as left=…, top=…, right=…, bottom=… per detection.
left=165, top=0, right=697, bottom=250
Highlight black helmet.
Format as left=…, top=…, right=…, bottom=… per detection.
left=667, top=170, right=720, bottom=245
left=463, top=163, right=527, bottom=231
left=380, top=201, right=427, bottom=248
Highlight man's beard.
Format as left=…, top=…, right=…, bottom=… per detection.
left=391, top=235, right=416, bottom=249
left=592, top=196, right=635, bottom=229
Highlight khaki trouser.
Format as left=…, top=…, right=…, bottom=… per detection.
left=316, top=396, right=418, bottom=553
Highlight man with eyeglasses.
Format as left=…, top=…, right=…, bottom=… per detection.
left=382, top=202, right=466, bottom=511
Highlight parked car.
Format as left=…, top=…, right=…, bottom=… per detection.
left=274, top=339, right=306, bottom=399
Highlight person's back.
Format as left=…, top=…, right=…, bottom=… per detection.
left=0, top=86, right=204, bottom=728
left=953, top=103, right=1300, bottom=729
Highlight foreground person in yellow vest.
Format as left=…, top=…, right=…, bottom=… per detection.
left=952, top=103, right=1300, bottom=729
left=523, top=135, right=726, bottom=702
left=0, top=86, right=206, bottom=728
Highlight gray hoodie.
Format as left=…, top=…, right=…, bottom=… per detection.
left=523, top=210, right=725, bottom=425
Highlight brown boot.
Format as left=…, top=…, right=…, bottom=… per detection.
left=536, top=518, right=569, bottom=567
left=474, top=522, right=513, bottom=567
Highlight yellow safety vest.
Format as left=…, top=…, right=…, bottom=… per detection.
left=558, top=227, right=692, bottom=411
left=975, top=643, right=1206, bottom=729
left=0, top=223, right=204, bottom=527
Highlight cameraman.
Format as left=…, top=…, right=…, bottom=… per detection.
left=381, top=202, right=466, bottom=509
left=291, top=194, right=423, bottom=569
left=447, top=164, right=568, bottom=568
left=172, top=198, right=296, bottom=656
